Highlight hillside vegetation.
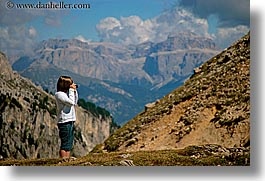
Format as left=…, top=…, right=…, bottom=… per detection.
left=0, top=144, right=249, bottom=166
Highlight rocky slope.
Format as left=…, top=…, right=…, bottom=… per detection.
left=93, top=32, right=250, bottom=153
left=0, top=52, right=115, bottom=159
left=11, top=32, right=220, bottom=125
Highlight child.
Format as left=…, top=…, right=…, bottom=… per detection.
left=55, top=75, right=78, bottom=158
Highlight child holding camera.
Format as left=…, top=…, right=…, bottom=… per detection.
left=55, top=75, right=78, bottom=159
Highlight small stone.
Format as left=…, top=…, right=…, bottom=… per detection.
left=119, top=159, right=135, bottom=166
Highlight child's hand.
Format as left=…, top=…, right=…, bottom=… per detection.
left=70, top=83, right=77, bottom=90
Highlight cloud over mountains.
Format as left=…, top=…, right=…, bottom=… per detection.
left=96, top=1, right=249, bottom=48
left=0, top=0, right=250, bottom=56
left=96, top=8, right=209, bottom=46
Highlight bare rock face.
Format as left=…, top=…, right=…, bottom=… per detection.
left=0, top=52, right=14, bottom=80
left=0, top=52, right=113, bottom=159
left=95, top=32, right=250, bottom=153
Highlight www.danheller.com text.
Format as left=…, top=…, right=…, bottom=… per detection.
left=5, top=1, right=91, bottom=10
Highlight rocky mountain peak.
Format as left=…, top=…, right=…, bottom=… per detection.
left=152, top=31, right=217, bottom=52
left=0, top=52, right=14, bottom=80
left=40, top=38, right=89, bottom=50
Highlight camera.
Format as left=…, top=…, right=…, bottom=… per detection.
left=70, top=83, right=79, bottom=89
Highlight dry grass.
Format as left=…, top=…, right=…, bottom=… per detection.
left=0, top=147, right=250, bottom=166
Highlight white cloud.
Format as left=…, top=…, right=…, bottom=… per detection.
left=29, top=27, right=38, bottom=37
left=74, top=35, right=91, bottom=43
left=96, top=6, right=249, bottom=49
left=96, top=7, right=210, bottom=46
left=152, top=8, right=210, bottom=42
left=214, top=25, right=250, bottom=48
left=97, top=17, right=121, bottom=30
left=0, top=25, right=37, bottom=56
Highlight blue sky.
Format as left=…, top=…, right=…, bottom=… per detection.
left=0, top=0, right=250, bottom=56
left=33, top=0, right=175, bottom=41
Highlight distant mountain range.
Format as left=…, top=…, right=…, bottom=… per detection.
left=11, top=32, right=220, bottom=125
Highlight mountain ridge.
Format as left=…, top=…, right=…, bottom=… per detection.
left=11, top=32, right=220, bottom=125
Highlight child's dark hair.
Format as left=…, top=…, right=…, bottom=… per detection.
left=57, top=76, right=73, bottom=92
